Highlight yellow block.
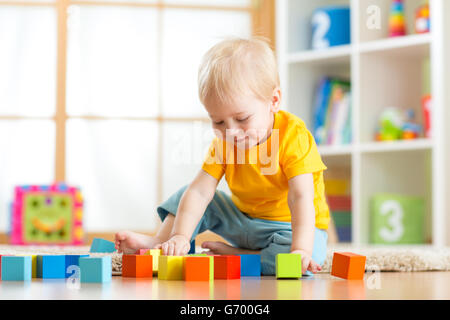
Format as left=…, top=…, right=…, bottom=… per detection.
left=147, top=249, right=162, bottom=273
left=158, top=256, right=184, bottom=280
left=17, top=254, right=37, bottom=278
left=324, top=179, right=350, bottom=196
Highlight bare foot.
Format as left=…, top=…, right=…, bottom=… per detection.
left=114, top=230, right=162, bottom=254
left=201, top=241, right=260, bottom=256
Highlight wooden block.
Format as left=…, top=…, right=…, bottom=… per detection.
left=90, top=238, right=116, bottom=253
left=65, top=255, right=89, bottom=278
left=79, top=256, right=112, bottom=283
left=135, top=249, right=150, bottom=255
left=214, top=255, right=240, bottom=279
left=331, top=252, right=366, bottom=280
left=0, top=255, right=12, bottom=279
left=276, top=253, right=302, bottom=279
left=239, top=254, right=261, bottom=277
left=16, top=254, right=37, bottom=278
left=158, top=256, right=184, bottom=280
left=36, top=255, right=66, bottom=279
left=1, top=256, right=32, bottom=281
left=184, top=256, right=213, bottom=281
left=122, top=254, right=153, bottom=278
left=148, top=249, right=162, bottom=273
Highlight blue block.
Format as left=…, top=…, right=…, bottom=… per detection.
left=79, top=256, right=112, bottom=283
left=1, top=256, right=32, bottom=281
left=90, top=238, right=116, bottom=253
left=36, top=255, right=66, bottom=279
left=239, top=254, right=261, bottom=277
left=336, top=226, right=352, bottom=242
left=188, top=240, right=195, bottom=254
left=311, top=6, right=351, bottom=49
left=65, top=254, right=89, bottom=278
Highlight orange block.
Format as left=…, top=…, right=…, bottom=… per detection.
left=122, top=254, right=153, bottom=278
left=184, top=256, right=211, bottom=281
left=331, top=252, right=366, bottom=280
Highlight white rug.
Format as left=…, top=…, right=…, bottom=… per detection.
left=1, top=244, right=450, bottom=273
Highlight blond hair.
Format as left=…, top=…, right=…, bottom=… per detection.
left=198, top=37, right=280, bottom=106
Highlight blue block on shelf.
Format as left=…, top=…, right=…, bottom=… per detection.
left=37, top=255, right=66, bottom=279
left=65, top=254, right=89, bottom=278
left=336, top=226, right=352, bottom=242
left=311, top=6, right=351, bottom=49
left=90, top=238, right=116, bottom=253
left=79, top=256, right=112, bottom=283
left=1, top=256, right=32, bottom=281
left=239, top=254, right=261, bottom=277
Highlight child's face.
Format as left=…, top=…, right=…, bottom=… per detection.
left=204, top=89, right=281, bottom=149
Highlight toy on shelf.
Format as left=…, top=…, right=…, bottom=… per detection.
left=422, top=94, right=432, bottom=138
left=389, top=0, right=407, bottom=37
left=10, top=183, right=84, bottom=245
left=311, top=6, right=350, bottom=50
left=374, top=107, right=422, bottom=141
left=331, top=252, right=366, bottom=280
left=415, top=3, right=430, bottom=34
left=370, top=193, right=425, bottom=244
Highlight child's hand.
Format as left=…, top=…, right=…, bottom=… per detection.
left=291, top=249, right=322, bottom=275
left=156, top=234, right=191, bottom=256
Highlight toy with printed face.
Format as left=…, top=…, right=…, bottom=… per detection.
left=10, top=184, right=84, bottom=245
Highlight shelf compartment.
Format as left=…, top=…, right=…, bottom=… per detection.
left=359, top=149, right=432, bottom=245
left=359, top=138, right=433, bottom=153
left=288, top=44, right=352, bottom=65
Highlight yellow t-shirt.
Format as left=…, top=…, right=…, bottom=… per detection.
left=201, top=110, right=330, bottom=230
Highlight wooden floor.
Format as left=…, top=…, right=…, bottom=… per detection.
left=1, top=272, right=450, bottom=300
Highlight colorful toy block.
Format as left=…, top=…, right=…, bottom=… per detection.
left=331, top=252, right=366, bottom=280
left=36, top=255, right=66, bottom=279
left=122, top=254, right=153, bottom=278
left=65, top=254, right=89, bottom=278
left=239, top=254, right=261, bottom=277
left=370, top=194, right=425, bottom=244
left=17, top=254, right=37, bottom=278
left=158, top=256, right=184, bottom=280
left=10, top=183, right=84, bottom=245
left=276, top=253, right=302, bottom=279
left=0, top=255, right=12, bottom=279
left=1, top=256, right=32, bottom=281
left=214, top=255, right=240, bottom=280
left=184, top=256, right=214, bottom=281
left=90, top=238, right=116, bottom=253
left=135, top=249, right=162, bottom=273
left=79, top=256, right=112, bottom=283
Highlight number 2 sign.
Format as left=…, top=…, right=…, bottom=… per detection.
left=311, top=6, right=351, bottom=50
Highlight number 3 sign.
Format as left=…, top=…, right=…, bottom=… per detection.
left=370, top=194, right=425, bottom=244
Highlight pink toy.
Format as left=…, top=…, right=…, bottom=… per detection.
left=10, top=183, right=84, bottom=245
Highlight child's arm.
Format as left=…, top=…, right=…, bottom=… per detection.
left=287, top=173, right=322, bottom=274
left=160, top=169, right=219, bottom=256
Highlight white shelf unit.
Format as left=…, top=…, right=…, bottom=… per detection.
left=276, top=0, right=450, bottom=246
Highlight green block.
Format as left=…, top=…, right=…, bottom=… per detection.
left=275, top=253, right=302, bottom=279
left=370, top=193, right=425, bottom=244
left=332, top=211, right=352, bottom=227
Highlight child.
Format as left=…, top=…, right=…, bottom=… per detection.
left=115, top=37, right=330, bottom=276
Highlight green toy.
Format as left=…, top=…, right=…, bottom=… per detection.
left=276, top=253, right=302, bottom=279
left=370, top=193, right=425, bottom=244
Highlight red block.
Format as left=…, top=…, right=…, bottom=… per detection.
left=214, top=255, right=240, bottom=280
left=327, top=195, right=352, bottom=211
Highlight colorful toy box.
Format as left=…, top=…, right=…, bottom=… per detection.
left=10, top=183, right=84, bottom=245
left=370, top=193, right=425, bottom=244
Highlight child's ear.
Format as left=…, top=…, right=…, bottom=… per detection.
left=270, top=87, right=282, bottom=112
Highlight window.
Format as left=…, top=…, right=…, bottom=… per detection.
left=0, top=0, right=274, bottom=233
